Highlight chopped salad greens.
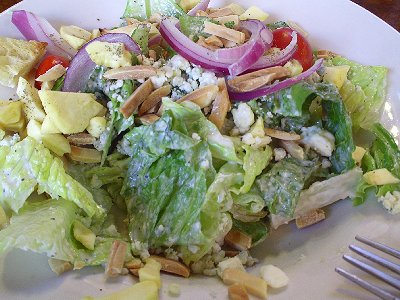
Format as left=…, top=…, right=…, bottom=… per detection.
left=1, top=0, right=399, bottom=298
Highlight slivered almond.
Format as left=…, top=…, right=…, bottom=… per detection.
left=204, top=35, right=224, bottom=48
left=139, top=85, right=171, bottom=116
left=204, top=21, right=245, bottom=44
left=265, top=128, right=301, bottom=141
left=280, top=140, right=305, bottom=160
left=197, top=36, right=220, bottom=50
left=48, top=258, right=73, bottom=276
left=125, top=18, right=142, bottom=26
left=228, top=66, right=290, bottom=92
left=125, top=258, right=143, bottom=269
left=224, top=230, right=252, bottom=251
left=120, top=79, right=154, bottom=118
left=67, top=133, right=96, bottom=145
left=228, top=283, right=250, bottom=300
left=208, top=7, right=235, bottom=18
left=222, top=268, right=268, bottom=299
left=208, top=78, right=231, bottom=130
left=149, top=255, right=191, bottom=278
left=220, top=38, right=237, bottom=48
left=149, top=13, right=162, bottom=23
left=224, top=250, right=240, bottom=257
left=317, top=50, right=337, bottom=59
left=296, top=208, right=326, bottom=229
left=68, top=145, right=101, bottom=163
left=176, top=85, right=219, bottom=108
left=139, top=114, right=160, bottom=125
left=103, top=65, right=157, bottom=80
left=148, top=49, right=157, bottom=60
left=129, top=268, right=139, bottom=276
left=196, top=10, right=209, bottom=17
left=105, top=240, right=128, bottom=278
left=212, top=15, right=240, bottom=26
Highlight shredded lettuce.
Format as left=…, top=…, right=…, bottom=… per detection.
left=0, top=137, right=104, bottom=219
left=123, top=0, right=184, bottom=20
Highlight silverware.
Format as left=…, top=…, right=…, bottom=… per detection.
left=336, top=235, right=400, bottom=300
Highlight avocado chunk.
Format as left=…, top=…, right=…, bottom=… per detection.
left=41, top=115, right=61, bottom=134
left=73, top=220, right=96, bottom=250
left=364, top=168, right=400, bottom=185
left=42, top=133, right=71, bottom=157
left=39, top=90, right=104, bottom=134
left=139, top=258, right=162, bottom=288
left=86, top=41, right=132, bottom=68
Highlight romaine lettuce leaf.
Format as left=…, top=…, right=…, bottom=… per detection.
left=331, top=56, right=387, bottom=130
left=232, top=218, right=268, bottom=247
left=123, top=0, right=184, bottom=20
left=0, top=137, right=104, bottom=219
left=256, top=158, right=317, bottom=217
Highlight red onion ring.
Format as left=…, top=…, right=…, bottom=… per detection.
left=228, top=58, right=323, bottom=101
left=12, top=10, right=77, bottom=58
left=63, top=33, right=141, bottom=92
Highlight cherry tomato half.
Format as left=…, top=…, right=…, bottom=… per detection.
left=272, top=28, right=314, bottom=71
left=35, top=55, right=70, bottom=89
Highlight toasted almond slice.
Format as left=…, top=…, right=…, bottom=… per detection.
left=149, top=255, right=191, bottom=278
left=103, top=65, right=157, bottom=80
left=295, top=208, right=326, bottom=229
left=229, top=66, right=290, bottom=84
left=280, top=140, right=305, bottom=160
left=208, top=7, right=235, bottom=18
left=139, top=114, right=160, bottom=125
left=149, top=13, right=162, bottom=23
left=212, top=15, right=240, bottom=26
left=222, top=268, right=268, bottom=299
left=220, top=38, right=237, bottom=48
left=120, top=79, right=154, bottom=118
left=68, top=145, right=102, bottom=163
left=148, top=49, right=157, bottom=60
left=129, top=268, right=139, bottom=276
left=228, top=283, right=250, bottom=300
left=208, top=78, right=231, bottom=130
left=204, top=21, right=245, bottom=44
left=36, top=64, right=67, bottom=82
left=197, top=36, right=220, bottom=50
left=265, top=128, right=301, bottom=141
left=224, top=230, right=252, bottom=251
left=48, top=258, right=73, bottom=276
left=105, top=240, right=128, bottom=278
left=125, top=258, right=144, bottom=269
left=67, top=133, right=96, bottom=145
left=196, top=10, right=209, bottom=17
left=224, top=250, right=240, bottom=257
left=125, top=17, right=142, bottom=26
left=139, top=85, right=171, bottom=116
left=204, top=35, right=224, bottom=48
left=316, top=50, right=337, bottom=59
left=176, top=85, right=219, bottom=108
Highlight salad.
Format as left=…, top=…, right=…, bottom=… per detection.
left=0, top=0, right=398, bottom=299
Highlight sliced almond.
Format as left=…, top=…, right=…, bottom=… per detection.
left=125, top=18, right=142, bottom=26
left=195, top=10, right=209, bottom=17
left=36, top=64, right=66, bottom=82
left=68, top=145, right=102, bottom=163
left=129, top=268, right=139, bottom=276
left=228, top=283, right=250, bottom=300
left=197, top=36, right=220, bottom=51
left=139, top=85, right=171, bottom=116
left=125, top=258, right=144, bottom=269
left=120, top=79, right=154, bottom=118
left=212, top=15, right=240, bottom=26
left=222, top=268, right=267, bottom=299
left=265, top=128, right=301, bottom=141
left=208, top=7, right=235, bottom=18
left=103, top=65, right=157, bottom=80
left=149, top=13, right=162, bottom=24
left=295, top=208, right=326, bottom=229
left=48, top=258, right=73, bottom=276
left=204, top=35, right=224, bottom=48
left=105, top=240, right=128, bottom=278
left=224, top=250, right=240, bottom=257
left=203, top=21, right=245, bottom=44
left=316, top=50, right=337, bottom=59
left=139, top=114, right=160, bottom=125
left=67, top=133, right=96, bottom=145
left=280, top=140, right=305, bottom=160
left=224, top=230, right=252, bottom=251
left=220, top=38, right=237, bottom=48
left=176, top=85, right=219, bottom=108
left=208, top=78, right=231, bottom=130
left=149, top=255, right=191, bottom=278
left=228, top=66, right=291, bottom=92
left=148, top=49, right=157, bottom=60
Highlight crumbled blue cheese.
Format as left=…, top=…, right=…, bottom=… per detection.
left=231, top=103, right=255, bottom=134
left=274, top=148, right=287, bottom=161
left=378, top=191, right=400, bottom=214
left=0, top=133, right=20, bottom=147
left=301, top=126, right=335, bottom=157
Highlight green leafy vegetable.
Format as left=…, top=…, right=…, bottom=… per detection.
left=131, top=24, right=150, bottom=55
left=123, top=0, right=184, bottom=20
left=52, top=75, right=65, bottom=91
left=0, top=137, right=104, bottom=219
left=266, top=21, right=289, bottom=30
left=256, top=158, right=317, bottom=217
left=224, top=21, right=235, bottom=29
left=232, top=219, right=268, bottom=247
left=179, top=15, right=210, bottom=40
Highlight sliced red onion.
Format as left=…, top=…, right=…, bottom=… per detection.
left=149, top=34, right=162, bottom=47
left=63, top=33, right=141, bottom=92
left=188, top=0, right=210, bottom=16
left=247, top=31, right=298, bottom=72
left=228, top=58, right=323, bottom=101
left=159, top=18, right=268, bottom=76
left=12, top=10, right=76, bottom=58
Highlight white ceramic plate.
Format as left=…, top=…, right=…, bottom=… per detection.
left=1, top=0, right=400, bottom=299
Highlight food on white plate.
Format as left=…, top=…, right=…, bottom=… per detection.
left=0, top=0, right=398, bottom=299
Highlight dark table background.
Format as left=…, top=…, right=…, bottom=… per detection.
left=0, top=0, right=399, bottom=31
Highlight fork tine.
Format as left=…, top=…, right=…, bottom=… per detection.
left=350, top=244, right=400, bottom=275
left=356, top=236, right=400, bottom=259
left=335, top=267, right=399, bottom=300
left=343, top=255, right=400, bottom=290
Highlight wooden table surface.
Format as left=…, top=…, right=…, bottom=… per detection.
left=0, top=0, right=399, bottom=31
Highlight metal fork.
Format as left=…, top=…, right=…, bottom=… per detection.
left=335, top=235, right=400, bottom=300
